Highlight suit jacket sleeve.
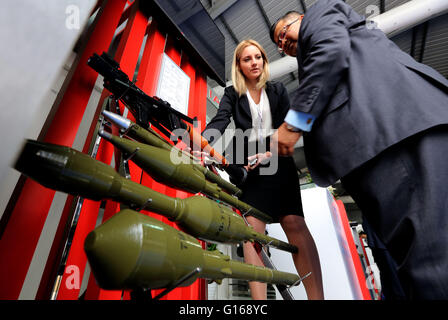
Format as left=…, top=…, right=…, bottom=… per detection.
left=202, top=86, right=237, bottom=145
left=277, top=82, right=291, bottom=123
left=291, top=0, right=351, bottom=121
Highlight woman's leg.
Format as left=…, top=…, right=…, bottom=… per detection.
left=279, top=214, right=324, bottom=300
left=243, top=215, right=267, bottom=300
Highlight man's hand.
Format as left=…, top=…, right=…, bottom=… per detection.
left=271, top=122, right=302, bottom=156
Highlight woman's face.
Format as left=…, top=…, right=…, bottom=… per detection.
left=238, top=45, right=264, bottom=81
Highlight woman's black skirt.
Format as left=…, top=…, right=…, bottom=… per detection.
left=239, top=156, right=304, bottom=223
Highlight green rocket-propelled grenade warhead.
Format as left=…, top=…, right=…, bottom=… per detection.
left=14, top=140, right=297, bottom=253
left=84, top=209, right=301, bottom=290
left=97, top=125, right=273, bottom=223
left=101, top=110, right=243, bottom=198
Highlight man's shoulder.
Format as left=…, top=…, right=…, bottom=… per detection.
left=308, top=0, right=346, bottom=11
left=300, top=0, right=358, bottom=37
left=304, top=0, right=352, bottom=21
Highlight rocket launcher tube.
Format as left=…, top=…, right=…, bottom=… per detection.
left=98, top=130, right=273, bottom=223
left=101, top=110, right=242, bottom=197
left=192, top=164, right=244, bottom=198
left=84, top=209, right=301, bottom=290
left=15, top=140, right=296, bottom=253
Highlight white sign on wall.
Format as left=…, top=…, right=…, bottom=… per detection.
left=156, top=53, right=191, bottom=116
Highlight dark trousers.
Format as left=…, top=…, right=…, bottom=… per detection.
left=341, top=125, right=448, bottom=299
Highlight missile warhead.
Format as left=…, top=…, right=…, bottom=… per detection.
left=14, top=139, right=109, bottom=201
left=85, top=209, right=301, bottom=290
left=102, top=110, right=172, bottom=152
left=102, top=109, right=132, bottom=132
left=101, top=110, right=243, bottom=197
left=98, top=131, right=272, bottom=223
left=15, top=140, right=293, bottom=253
left=14, top=139, right=177, bottom=212
left=98, top=129, right=216, bottom=195
left=84, top=209, right=204, bottom=290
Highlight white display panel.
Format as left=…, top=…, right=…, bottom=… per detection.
left=156, top=53, right=191, bottom=116
left=267, top=186, right=362, bottom=300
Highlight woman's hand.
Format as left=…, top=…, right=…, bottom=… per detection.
left=244, top=151, right=272, bottom=171
left=184, top=147, right=214, bottom=165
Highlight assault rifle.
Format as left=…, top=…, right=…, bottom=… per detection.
left=87, top=52, right=195, bottom=139
left=88, top=52, right=249, bottom=186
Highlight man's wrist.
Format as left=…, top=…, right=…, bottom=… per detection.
left=285, top=122, right=302, bottom=133
left=284, top=109, right=315, bottom=132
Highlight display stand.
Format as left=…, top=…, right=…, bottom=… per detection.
left=130, top=267, right=202, bottom=301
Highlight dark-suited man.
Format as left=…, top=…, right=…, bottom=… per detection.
left=270, top=0, right=448, bottom=299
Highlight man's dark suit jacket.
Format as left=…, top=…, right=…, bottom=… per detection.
left=293, top=0, right=448, bottom=186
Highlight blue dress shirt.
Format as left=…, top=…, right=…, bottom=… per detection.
left=284, top=109, right=316, bottom=132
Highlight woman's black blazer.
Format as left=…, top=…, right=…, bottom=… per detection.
left=203, top=81, right=291, bottom=165
left=204, top=81, right=291, bottom=139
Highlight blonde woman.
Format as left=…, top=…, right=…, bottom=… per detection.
left=203, top=39, right=324, bottom=300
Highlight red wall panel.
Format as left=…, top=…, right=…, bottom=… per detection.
left=0, top=0, right=127, bottom=300
left=2, top=0, right=209, bottom=300
left=137, top=20, right=168, bottom=198
left=56, top=1, right=149, bottom=300
left=336, top=200, right=372, bottom=300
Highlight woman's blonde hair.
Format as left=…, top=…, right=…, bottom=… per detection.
left=231, top=39, right=270, bottom=96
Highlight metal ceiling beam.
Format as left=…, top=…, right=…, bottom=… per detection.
left=255, top=0, right=296, bottom=82
left=255, top=0, right=271, bottom=28
left=410, top=26, right=418, bottom=58
left=410, top=20, right=430, bottom=63
left=208, top=0, right=239, bottom=20
left=419, top=21, right=429, bottom=63
left=220, top=16, right=239, bottom=44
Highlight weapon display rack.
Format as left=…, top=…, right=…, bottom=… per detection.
left=0, top=0, right=209, bottom=300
